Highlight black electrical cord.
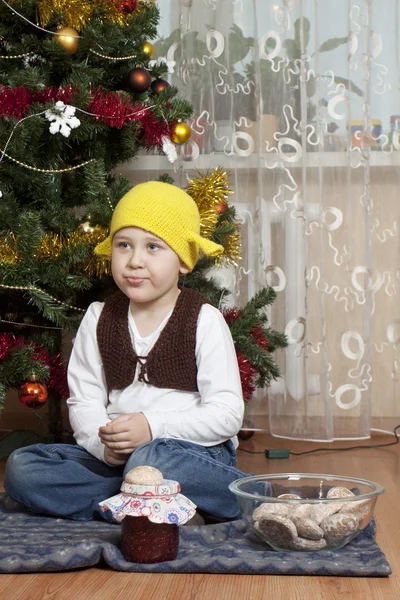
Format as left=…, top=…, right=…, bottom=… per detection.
left=238, top=424, right=400, bottom=456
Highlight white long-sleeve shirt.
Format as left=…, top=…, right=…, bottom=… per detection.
left=67, top=301, right=244, bottom=462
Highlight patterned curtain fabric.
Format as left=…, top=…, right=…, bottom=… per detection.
left=133, top=0, right=400, bottom=440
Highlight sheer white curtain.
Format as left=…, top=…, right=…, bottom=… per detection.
left=126, top=0, right=400, bottom=441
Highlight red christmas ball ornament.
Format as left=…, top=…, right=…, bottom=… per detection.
left=19, top=374, right=48, bottom=409
left=115, top=0, right=138, bottom=13
left=238, top=420, right=255, bottom=441
left=150, top=79, right=170, bottom=95
left=216, top=200, right=228, bottom=214
left=127, top=67, right=152, bottom=94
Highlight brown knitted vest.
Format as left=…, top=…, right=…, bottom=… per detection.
left=96, top=288, right=209, bottom=392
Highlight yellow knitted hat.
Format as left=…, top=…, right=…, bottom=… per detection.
left=94, top=181, right=224, bottom=271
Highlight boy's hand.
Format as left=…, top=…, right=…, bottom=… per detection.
left=103, top=446, right=127, bottom=466
left=99, top=413, right=152, bottom=455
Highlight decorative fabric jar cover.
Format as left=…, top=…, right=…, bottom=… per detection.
left=99, top=466, right=196, bottom=563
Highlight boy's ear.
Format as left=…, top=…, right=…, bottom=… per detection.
left=179, top=263, right=190, bottom=275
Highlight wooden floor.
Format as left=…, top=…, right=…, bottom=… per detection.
left=0, top=432, right=399, bottom=600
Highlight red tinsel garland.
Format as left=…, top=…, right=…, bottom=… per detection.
left=141, top=111, right=175, bottom=147
left=0, top=332, right=68, bottom=399
left=0, top=84, right=172, bottom=148
left=236, top=350, right=257, bottom=401
left=223, top=308, right=239, bottom=327
left=250, top=324, right=268, bottom=350
left=34, top=85, right=75, bottom=106
left=0, top=86, right=33, bottom=120
left=88, top=89, right=174, bottom=144
left=0, top=332, right=24, bottom=359
left=88, top=89, right=144, bottom=129
left=0, top=85, right=75, bottom=119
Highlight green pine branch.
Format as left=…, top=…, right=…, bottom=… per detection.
left=248, top=286, right=278, bottom=311
left=227, top=285, right=288, bottom=389
left=180, top=269, right=230, bottom=308
left=0, top=346, right=50, bottom=394
left=27, top=287, right=80, bottom=328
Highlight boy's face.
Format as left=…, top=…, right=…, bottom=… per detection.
left=111, top=226, right=189, bottom=307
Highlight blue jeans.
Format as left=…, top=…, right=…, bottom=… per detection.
left=4, top=438, right=247, bottom=522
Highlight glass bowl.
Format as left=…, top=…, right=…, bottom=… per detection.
left=229, top=473, right=384, bottom=552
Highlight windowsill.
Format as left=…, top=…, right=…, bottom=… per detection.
left=117, top=151, right=400, bottom=172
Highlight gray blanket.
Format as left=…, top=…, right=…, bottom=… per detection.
left=0, top=493, right=391, bottom=575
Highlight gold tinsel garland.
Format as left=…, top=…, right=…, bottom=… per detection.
left=35, top=0, right=153, bottom=30
left=0, top=232, right=18, bottom=265
left=0, top=225, right=110, bottom=276
left=186, top=168, right=232, bottom=238
left=34, top=225, right=107, bottom=260
left=85, top=255, right=111, bottom=277
left=218, top=228, right=241, bottom=267
left=6, top=0, right=154, bottom=32
left=186, top=168, right=241, bottom=266
left=38, top=0, right=93, bottom=31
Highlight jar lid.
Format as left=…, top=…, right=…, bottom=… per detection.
left=99, top=478, right=196, bottom=525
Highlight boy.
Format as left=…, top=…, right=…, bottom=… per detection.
left=4, top=181, right=246, bottom=522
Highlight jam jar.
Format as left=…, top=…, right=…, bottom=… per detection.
left=99, top=466, right=196, bottom=564
left=120, top=515, right=179, bottom=564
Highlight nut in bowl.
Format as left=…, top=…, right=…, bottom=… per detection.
left=229, top=473, right=384, bottom=552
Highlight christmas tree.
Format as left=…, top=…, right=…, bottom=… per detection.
left=0, top=0, right=287, bottom=445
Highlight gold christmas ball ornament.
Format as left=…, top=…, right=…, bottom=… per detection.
left=55, top=26, right=80, bottom=55
left=19, top=374, right=48, bottom=410
left=143, top=41, right=155, bottom=59
left=171, top=122, right=192, bottom=145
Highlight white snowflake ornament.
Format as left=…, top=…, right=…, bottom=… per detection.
left=23, top=54, right=46, bottom=68
left=161, top=136, right=177, bottom=163
left=45, top=101, right=80, bottom=138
